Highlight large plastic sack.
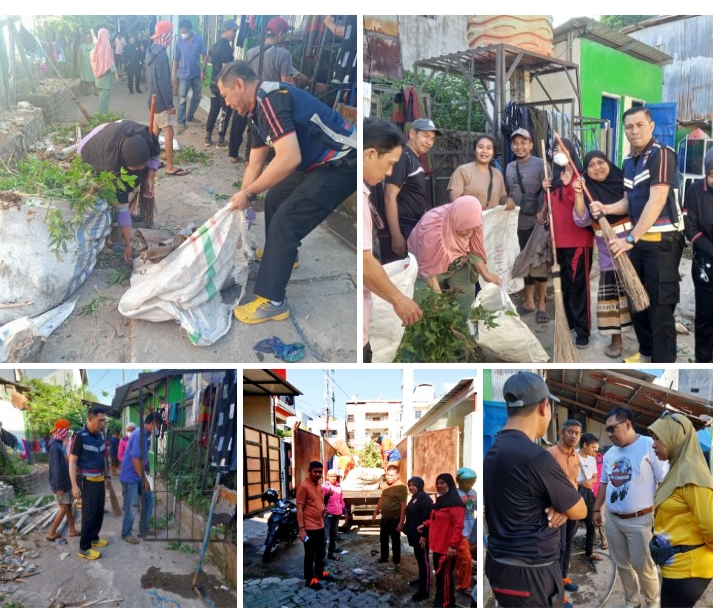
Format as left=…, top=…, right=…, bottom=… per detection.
left=472, top=283, right=548, bottom=362
left=118, top=207, right=249, bottom=346
left=0, top=300, right=76, bottom=362
left=0, top=197, right=111, bottom=325
left=369, top=254, right=419, bottom=363
left=483, top=206, right=523, bottom=294
left=341, top=466, right=385, bottom=491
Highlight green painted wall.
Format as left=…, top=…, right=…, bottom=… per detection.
left=483, top=369, right=493, bottom=401
left=579, top=38, right=663, bottom=160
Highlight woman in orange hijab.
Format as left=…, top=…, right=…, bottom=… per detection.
left=408, top=195, right=501, bottom=321
left=90, top=28, right=119, bottom=114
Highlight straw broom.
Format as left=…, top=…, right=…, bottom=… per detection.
left=138, top=94, right=157, bottom=228
left=553, top=132, right=650, bottom=312
left=542, top=140, right=581, bottom=363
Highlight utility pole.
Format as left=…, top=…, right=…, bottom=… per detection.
left=324, top=369, right=335, bottom=439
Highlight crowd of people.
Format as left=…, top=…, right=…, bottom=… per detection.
left=485, top=371, right=713, bottom=608
left=364, top=106, right=713, bottom=364
left=294, top=450, right=477, bottom=607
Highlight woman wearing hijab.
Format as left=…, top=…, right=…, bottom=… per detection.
left=648, top=412, right=713, bottom=607
left=407, top=196, right=501, bottom=321
left=447, top=135, right=507, bottom=209
left=405, top=476, right=434, bottom=602
left=684, top=148, right=713, bottom=362
left=90, top=28, right=119, bottom=114
left=543, top=137, right=594, bottom=348
left=417, top=473, right=465, bottom=608
left=572, top=150, right=633, bottom=359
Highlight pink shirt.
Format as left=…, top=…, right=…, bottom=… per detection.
left=322, top=481, right=345, bottom=516
left=363, top=183, right=373, bottom=347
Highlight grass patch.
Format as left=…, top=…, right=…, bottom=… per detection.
left=167, top=541, right=196, bottom=554
left=107, top=267, right=131, bottom=286
left=173, top=146, right=211, bottom=166
left=81, top=296, right=112, bottom=316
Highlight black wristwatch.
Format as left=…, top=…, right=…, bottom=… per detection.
left=626, top=233, right=636, bottom=245
left=244, top=190, right=258, bottom=203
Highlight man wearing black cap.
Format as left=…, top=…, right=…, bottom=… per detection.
left=79, top=120, right=161, bottom=262
left=503, top=128, right=548, bottom=322
left=484, top=372, right=586, bottom=608
left=380, top=118, right=442, bottom=263
left=296, top=461, right=328, bottom=590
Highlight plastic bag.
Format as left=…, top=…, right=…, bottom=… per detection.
left=0, top=301, right=76, bottom=362
left=473, top=283, right=548, bottom=362
left=369, top=254, right=419, bottom=363
left=118, top=206, right=249, bottom=346
left=483, top=207, right=523, bottom=295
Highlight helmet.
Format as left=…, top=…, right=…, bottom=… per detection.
left=262, top=488, right=279, bottom=504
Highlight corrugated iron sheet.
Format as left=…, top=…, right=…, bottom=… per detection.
left=627, top=16, right=713, bottom=121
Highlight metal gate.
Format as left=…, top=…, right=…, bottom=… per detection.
left=243, top=425, right=281, bottom=515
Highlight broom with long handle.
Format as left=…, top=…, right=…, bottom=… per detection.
left=553, top=132, right=650, bottom=312
left=138, top=94, right=157, bottom=228
left=542, top=140, right=581, bottom=363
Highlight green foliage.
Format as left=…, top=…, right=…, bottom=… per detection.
left=0, top=155, right=135, bottom=255
left=38, top=15, right=117, bottom=35
left=173, top=146, right=211, bottom=166
left=0, top=451, right=32, bottom=476
left=396, top=286, right=480, bottom=363
left=20, top=376, right=90, bottom=433
left=213, top=193, right=230, bottom=201
left=156, top=443, right=215, bottom=517
left=81, top=296, right=112, bottom=316
left=107, top=267, right=131, bottom=286
left=599, top=16, right=656, bottom=30
left=167, top=541, right=196, bottom=554
left=354, top=441, right=382, bottom=469
left=86, top=112, right=125, bottom=131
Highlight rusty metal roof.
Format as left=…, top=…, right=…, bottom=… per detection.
left=545, top=369, right=713, bottom=430
left=242, top=369, right=302, bottom=397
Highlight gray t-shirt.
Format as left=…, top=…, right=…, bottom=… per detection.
left=504, top=155, right=545, bottom=230
left=246, top=44, right=294, bottom=82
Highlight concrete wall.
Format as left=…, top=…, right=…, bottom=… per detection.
left=0, top=463, right=48, bottom=494
left=17, top=80, right=83, bottom=123
left=346, top=400, right=401, bottom=449
left=243, top=396, right=272, bottom=433
left=399, top=15, right=468, bottom=72
left=678, top=370, right=713, bottom=403
left=0, top=105, right=44, bottom=165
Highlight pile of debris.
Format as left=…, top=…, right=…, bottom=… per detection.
left=0, top=495, right=76, bottom=538
left=0, top=529, right=40, bottom=589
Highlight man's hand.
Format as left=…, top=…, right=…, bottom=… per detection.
left=593, top=512, right=603, bottom=527
left=396, top=521, right=404, bottom=533
left=608, top=237, right=633, bottom=259
left=416, top=524, right=425, bottom=533
left=393, top=295, right=423, bottom=327
left=447, top=545, right=457, bottom=558
left=230, top=191, right=250, bottom=211
left=72, top=485, right=81, bottom=500
left=542, top=177, right=552, bottom=190
left=298, top=528, right=306, bottom=542
left=504, top=197, right=516, bottom=211
left=545, top=506, right=566, bottom=529
left=371, top=510, right=378, bottom=522
left=391, top=232, right=407, bottom=257
left=144, top=479, right=151, bottom=492
left=419, top=536, right=427, bottom=549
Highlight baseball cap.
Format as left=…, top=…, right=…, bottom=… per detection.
left=456, top=467, right=476, bottom=480
left=510, top=127, right=532, bottom=141
left=411, top=118, right=443, bottom=136
left=52, top=419, right=71, bottom=433
left=503, top=371, right=559, bottom=408
left=151, top=20, right=173, bottom=40
left=266, top=17, right=292, bottom=35
left=222, top=19, right=238, bottom=32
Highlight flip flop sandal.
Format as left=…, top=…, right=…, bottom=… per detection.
left=166, top=167, right=190, bottom=177
left=46, top=534, right=64, bottom=541
left=605, top=345, right=623, bottom=359
left=516, top=304, right=536, bottom=316
left=536, top=310, right=549, bottom=324
left=601, top=541, right=609, bottom=550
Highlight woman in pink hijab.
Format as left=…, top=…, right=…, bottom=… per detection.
left=90, top=28, right=119, bottom=115
left=407, top=196, right=501, bottom=320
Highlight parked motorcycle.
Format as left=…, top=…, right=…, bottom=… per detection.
left=262, top=488, right=299, bottom=562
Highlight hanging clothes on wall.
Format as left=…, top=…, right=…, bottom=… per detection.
left=529, top=107, right=550, bottom=158
left=391, top=85, right=433, bottom=174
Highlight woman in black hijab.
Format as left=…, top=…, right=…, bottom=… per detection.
left=405, top=476, right=434, bottom=602
left=573, top=150, right=633, bottom=359
left=417, top=473, right=465, bottom=607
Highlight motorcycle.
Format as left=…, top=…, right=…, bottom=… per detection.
left=262, top=488, right=299, bottom=562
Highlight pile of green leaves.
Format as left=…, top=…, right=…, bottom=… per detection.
left=353, top=440, right=382, bottom=469
left=173, top=146, right=210, bottom=166
left=0, top=155, right=135, bottom=255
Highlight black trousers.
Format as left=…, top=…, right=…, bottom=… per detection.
left=558, top=518, right=578, bottom=578
left=229, top=112, right=248, bottom=159
left=380, top=516, right=401, bottom=563
left=661, top=576, right=712, bottom=608
left=434, top=552, right=456, bottom=608
left=412, top=542, right=431, bottom=595
left=254, top=152, right=357, bottom=301
left=694, top=283, right=713, bottom=362
left=303, top=527, right=325, bottom=583
left=578, top=486, right=596, bottom=557
left=558, top=247, right=592, bottom=338
left=629, top=234, right=683, bottom=362
left=79, top=478, right=105, bottom=551
left=206, top=83, right=232, bottom=137
left=486, top=553, right=564, bottom=608
left=126, top=61, right=142, bottom=93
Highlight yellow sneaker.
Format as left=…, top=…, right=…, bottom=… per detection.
left=623, top=352, right=651, bottom=364
left=234, top=297, right=290, bottom=324
left=255, top=248, right=300, bottom=269
left=78, top=548, right=102, bottom=560
left=91, top=538, right=108, bottom=547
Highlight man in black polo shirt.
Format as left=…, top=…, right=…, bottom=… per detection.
left=484, top=372, right=586, bottom=608
left=590, top=107, right=684, bottom=363
left=380, top=118, right=441, bottom=263
left=205, top=19, right=238, bottom=148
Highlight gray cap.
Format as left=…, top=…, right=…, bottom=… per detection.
left=411, top=118, right=442, bottom=136
left=503, top=372, right=559, bottom=408
left=222, top=19, right=238, bottom=32
left=510, top=127, right=532, bottom=141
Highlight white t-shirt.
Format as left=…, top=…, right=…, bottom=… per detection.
left=576, top=451, right=597, bottom=485
left=599, top=435, right=668, bottom=514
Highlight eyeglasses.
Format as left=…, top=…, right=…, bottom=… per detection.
left=662, top=410, right=686, bottom=434
left=605, top=421, right=625, bottom=435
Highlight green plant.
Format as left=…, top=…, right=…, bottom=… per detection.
left=152, top=514, right=172, bottom=530
left=213, top=193, right=230, bottom=201
left=173, top=146, right=211, bottom=166
left=107, top=267, right=131, bottom=286
left=354, top=441, right=382, bottom=469
left=167, top=541, right=196, bottom=553
left=21, top=375, right=94, bottom=432
left=81, top=296, right=112, bottom=316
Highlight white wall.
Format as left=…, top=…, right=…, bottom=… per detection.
left=0, top=399, right=27, bottom=447
left=399, top=15, right=469, bottom=72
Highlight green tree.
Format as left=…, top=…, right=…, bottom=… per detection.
left=21, top=377, right=90, bottom=434
left=599, top=15, right=656, bottom=30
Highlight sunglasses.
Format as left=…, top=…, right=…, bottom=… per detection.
left=605, top=421, right=625, bottom=435
left=662, top=410, right=686, bottom=434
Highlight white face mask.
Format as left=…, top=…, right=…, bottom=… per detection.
left=181, top=33, right=190, bottom=40
left=553, top=152, right=569, bottom=167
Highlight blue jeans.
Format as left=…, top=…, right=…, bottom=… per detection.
left=177, top=76, right=202, bottom=125
left=121, top=481, right=154, bottom=537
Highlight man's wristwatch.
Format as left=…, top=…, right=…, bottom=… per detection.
left=626, top=233, right=636, bottom=245
left=244, top=189, right=258, bottom=203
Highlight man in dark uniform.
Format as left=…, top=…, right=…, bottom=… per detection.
left=205, top=19, right=238, bottom=148
left=218, top=60, right=357, bottom=324
left=69, top=406, right=110, bottom=560
left=484, top=372, right=586, bottom=608
left=380, top=118, right=441, bottom=263
left=590, top=107, right=684, bottom=363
